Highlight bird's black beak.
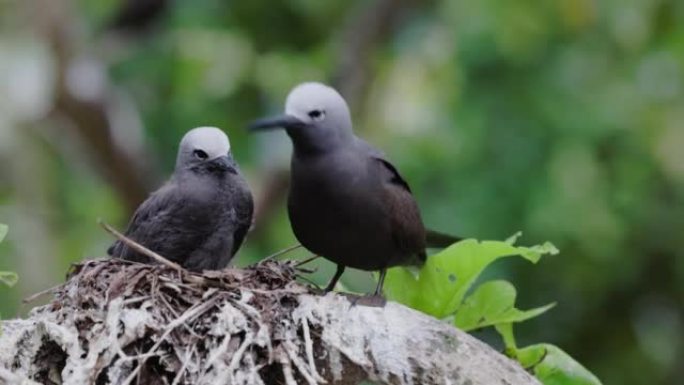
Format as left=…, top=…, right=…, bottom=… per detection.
left=209, top=155, right=237, bottom=174
left=248, top=114, right=305, bottom=131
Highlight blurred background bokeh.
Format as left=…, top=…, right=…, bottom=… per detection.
left=0, top=0, right=683, bottom=383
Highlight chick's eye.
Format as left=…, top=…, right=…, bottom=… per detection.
left=193, top=149, right=208, bottom=160
left=308, top=109, right=325, bottom=120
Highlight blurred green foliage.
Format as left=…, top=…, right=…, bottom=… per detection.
left=0, top=224, right=18, bottom=325
left=0, top=224, right=17, bottom=288
left=0, top=1, right=683, bottom=384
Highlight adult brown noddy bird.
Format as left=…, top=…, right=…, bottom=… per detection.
left=108, top=126, right=254, bottom=271
left=249, top=82, right=460, bottom=295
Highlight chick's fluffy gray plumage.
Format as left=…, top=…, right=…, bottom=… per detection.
left=108, top=127, right=253, bottom=271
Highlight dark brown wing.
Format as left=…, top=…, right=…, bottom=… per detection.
left=372, top=157, right=426, bottom=259
left=373, top=156, right=462, bottom=249
left=229, top=179, right=255, bottom=257
left=107, top=183, right=212, bottom=263
left=373, top=157, right=412, bottom=192
left=106, top=187, right=172, bottom=259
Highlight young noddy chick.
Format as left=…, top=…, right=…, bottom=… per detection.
left=108, top=126, right=254, bottom=271
left=250, top=82, right=460, bottom=295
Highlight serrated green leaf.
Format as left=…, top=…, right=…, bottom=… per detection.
left=529, top=242, right=560, bottom=256
left=454, top=280, right=555, bottom=331
left=0, top=271, right=18, bottom=287
left=505, top=231, right=523, bottom=244
left=517, top=344, right=603, bottom=385
left=0, top=224, right=7, bottom=243
left=385, top=236, right=558, bottom=318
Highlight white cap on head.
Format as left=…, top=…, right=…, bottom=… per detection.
left=285, top=82, right=345, bottom=115
left=179, top=126, right=231, bottom=159
left=284, top=82, right=353, bottom=133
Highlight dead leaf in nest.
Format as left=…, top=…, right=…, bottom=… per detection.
left=106, top=265, right=148, bottom=304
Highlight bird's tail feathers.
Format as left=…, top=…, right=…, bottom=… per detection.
left=425, top=229, right=462, bottom=248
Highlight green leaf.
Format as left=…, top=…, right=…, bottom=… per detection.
left=0, top=224, right=18, bottom=288
left=495, top=322, right=518, bottom=350
left=454, top=280, right=555, bottom=331
left=0, top=271, right=18, bottom=287
left=505, top=231, right=523, bottom=244
left=514, top=343, right=547, bottom=368
left=516, top=344, right=603, bottom=385
left=384, top=236, right=558, bottom=318
left=0, top=224, right=7, bottom=243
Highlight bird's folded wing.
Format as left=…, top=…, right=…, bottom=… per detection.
left=229, top=188, right=255, bottom=256
left=107, top=184, right=211, bottom=262
left=371, top=156, right=412, bottom=193
left=370, top=156, right=462, bottom=249
left=372, top=156, right=425, bottom=255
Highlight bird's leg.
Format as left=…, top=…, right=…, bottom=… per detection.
left=344, top=269, right=388, bottom=308
left=373, top=268, right=387, bottom=296
left=324, top=264, right=345, bottom=292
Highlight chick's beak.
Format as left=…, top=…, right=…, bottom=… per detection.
left=210, top=155, right=237, bottom=174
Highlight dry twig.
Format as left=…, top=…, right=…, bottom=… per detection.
left=99, top=220, right=184, bottom=271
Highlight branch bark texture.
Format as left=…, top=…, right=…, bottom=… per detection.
left=0, top=259, right=540, bottom=385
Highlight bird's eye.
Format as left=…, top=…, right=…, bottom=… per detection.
left=193, top=149, right=208, bottom=160
left=308, top=109, right=325, bottom=121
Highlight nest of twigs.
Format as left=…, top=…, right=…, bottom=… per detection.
left=23, top=258, right=323, bottom=385
left=1, top=255, right=544, bottom=385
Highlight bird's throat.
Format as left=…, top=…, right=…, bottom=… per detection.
left=287, top=129, right=352, bottom=159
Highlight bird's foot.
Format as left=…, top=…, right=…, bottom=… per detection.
left=339, top=292, right=387, bottom=308
left=305, top=279, right=336, bottom=295
left=308, top=282, right=335, bottom=295
left=308, top=286, right=326, bottom=295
